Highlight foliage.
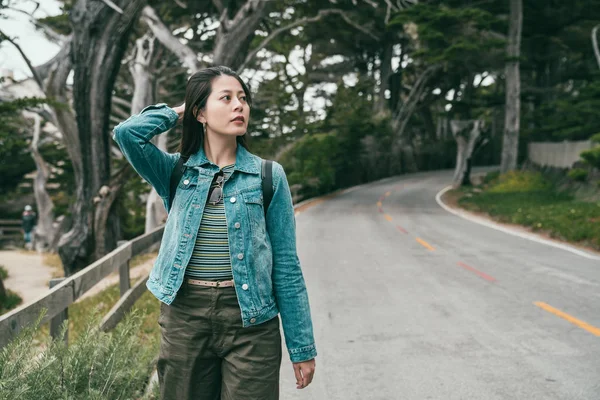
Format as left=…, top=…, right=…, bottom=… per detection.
left=487, top=170, right=553, bottom=193
left=458, top=171, right=600, bottom=250
left=0, top=309, right=157, bottom=399
left=0, top=264, right=22, bottom=314
left=567, top=168, right=589, bottom=182
left=580, top=133, right=600, bottom=170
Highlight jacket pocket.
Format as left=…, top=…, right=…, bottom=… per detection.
left=242, top=190, right=266, bottom=239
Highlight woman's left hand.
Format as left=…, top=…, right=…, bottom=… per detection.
left=292, top=358, right=316, bottom=389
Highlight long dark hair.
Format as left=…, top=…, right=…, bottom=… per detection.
left=179, top=66, right=253, bottom=158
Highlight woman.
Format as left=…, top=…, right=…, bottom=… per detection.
left=112, top=66, right=316, bottom=399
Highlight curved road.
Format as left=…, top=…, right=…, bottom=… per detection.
left=280, top=169, right=600, bottom=400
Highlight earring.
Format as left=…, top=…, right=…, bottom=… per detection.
left=202, top=122, right=207, bottom=131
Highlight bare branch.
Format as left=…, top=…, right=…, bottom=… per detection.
left=5, top=6, right=66, bottom=43
left=593, top=24, right=600, bottom=70
left=384, top=0, right=398, bottom=25
left=362, top=0, right=379, bottom=7
left=101, top=0, right=124, bottom=14
left=212, top=0, right=224, bottom=14
left=141, top=5, right=202, bottom=73
left=112, top=96, right=133, bottom=110
left=0, top=29, right=44, bottom=88
left=174, top=0, right=188, bottom=9
left=237, top=8, right=379, bottom=73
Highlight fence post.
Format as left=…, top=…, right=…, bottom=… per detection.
left=49, top=278, right=68, bottom=346
left=119, top=260, right=130, bottom=297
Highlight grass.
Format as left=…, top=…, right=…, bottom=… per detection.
left=0, top=248, right=163, bottom=397
left=42, top=253, right=64, bottom=279
left=448, top=170, right=600, bottom=250
left=0, top=265, right=23, bottom=314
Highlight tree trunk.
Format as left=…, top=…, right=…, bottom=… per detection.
left=392, top=64, right=439, bottom=136
left=25, top=112, right=56, bottom=251
left=128, top=33, right=169, bottom=233
left=212, top=0, right=269, bottom=70
left=500, top=0, right=522, bottom=173
left=451, top=120, right=486, bottom=187
left=374, top=40, right=393, bottom=117
left=0, top=278, right=6, bottom=300
left=592, top=24, right=600, bottom=70
left=58, top=0, right=145, bottom=275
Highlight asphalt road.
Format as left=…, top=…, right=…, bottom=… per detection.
left=280, top=169, right=600, bottom=400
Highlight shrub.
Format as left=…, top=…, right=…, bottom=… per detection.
left=487, top=170, right=552, bottom=193
left=0, top=309, right=157, bottom=399
left=0, top=266, right=7, bottom=281
left=482, top=170, right=500, bottom=185
left=580, top=133, right=600, bottom=170
left=567, top=168, right=588, bottom=182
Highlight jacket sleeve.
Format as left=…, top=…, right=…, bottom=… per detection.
left=266, top=161, right=317, bottom=363
left=112, top=103, right=179, bottom=198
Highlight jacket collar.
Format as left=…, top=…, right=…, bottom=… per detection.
left=184, top=143, right=259, bottom=175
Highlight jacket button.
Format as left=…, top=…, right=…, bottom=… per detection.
left=237, top=253, right=244, bottom=260
left=242, top=283, right=249, bottom=290
left=230, top=197, right=236, bottom=203
left=250, top=318, right=256, bottom=324
left=234, top=222, right=241, bottom=229
left=183, top=179, right=189, bottom=185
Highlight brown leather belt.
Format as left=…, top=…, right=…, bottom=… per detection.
left=186, top=278, right=235, bottom=288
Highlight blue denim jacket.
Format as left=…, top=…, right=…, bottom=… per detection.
left=112, top=104, right=316, bottom=363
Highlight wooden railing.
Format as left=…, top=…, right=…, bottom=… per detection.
left=0, top=219, right=22, bottom=241
left=0, top=226, right=165, bottom=348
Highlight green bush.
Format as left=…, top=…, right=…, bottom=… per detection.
left=567, top=168, right=588, bottom=182
left=580, top=133, right=600, bottom=170
left=0, top=266, right=7, bottom=281
left=458, top=170, right=600, bottom=250
left=0, top=309, right=157, bottom=399
left=487, top=170, right=552, bottom=193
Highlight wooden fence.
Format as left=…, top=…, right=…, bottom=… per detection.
left=0, top=226, right=164, bottom=348
left=0, top=219, right=22, bottom=242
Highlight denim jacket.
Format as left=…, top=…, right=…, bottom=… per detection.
left=112, top=104, right=316, bottom=363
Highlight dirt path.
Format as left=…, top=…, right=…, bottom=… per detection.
left=0, top=249, right=157, bottom=307
left=0, top=250, right=54, bottom=305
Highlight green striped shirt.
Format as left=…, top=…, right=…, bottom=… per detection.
left=185, top=164, right=235, bottom=281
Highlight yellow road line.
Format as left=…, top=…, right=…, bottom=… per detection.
left=534, top=302, right=600, bottom=337
left=384, top=214, right=393, bottom=222
left=376, top=201, right=382, bottom=208
left=416, top=238, right=435, bottom=251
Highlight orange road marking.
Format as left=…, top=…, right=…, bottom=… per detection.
left=416, top=238, right=435, bottom=251
left=535, top=302, right=600, bottom=337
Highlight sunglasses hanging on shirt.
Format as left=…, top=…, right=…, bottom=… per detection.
left=208, top=170, right=225, bottom=205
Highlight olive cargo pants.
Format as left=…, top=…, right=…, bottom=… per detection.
left=157, top=281, right=282, bottom=400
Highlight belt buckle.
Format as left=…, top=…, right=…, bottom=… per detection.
left=215, top=280, right=221, bottom=288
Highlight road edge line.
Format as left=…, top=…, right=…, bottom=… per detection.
left=435, top=185, right=600, bottom=261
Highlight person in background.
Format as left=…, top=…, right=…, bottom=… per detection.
left=21, top=205, right=36, bottom=250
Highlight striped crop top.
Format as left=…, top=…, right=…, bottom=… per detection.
left=184, top=164, right=235, bottom=281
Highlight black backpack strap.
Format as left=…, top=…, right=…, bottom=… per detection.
left=169, top=155, right=188, bottom=211
left=261, top=159, right=273, bottom=217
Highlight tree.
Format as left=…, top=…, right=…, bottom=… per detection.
left=57, top=0, right=146, bottom=274
left=500, top=0, right=522, bottom=173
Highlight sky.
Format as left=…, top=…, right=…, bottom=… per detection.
left=0, top=0, right=63, bottom=80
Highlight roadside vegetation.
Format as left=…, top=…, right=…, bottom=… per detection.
left=447, top=170, right=600, bottom=251
left=0, top=266, right=22, bottom=314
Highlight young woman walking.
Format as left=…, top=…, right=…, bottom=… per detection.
left=113, top=66, right=316, bottom=400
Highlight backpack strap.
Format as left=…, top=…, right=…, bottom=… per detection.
left=261, top=159, right=273, bottom=217
left=169, top=155, right=188, bottom=211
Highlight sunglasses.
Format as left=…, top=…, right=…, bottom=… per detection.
left=208, top=171, right=225, bottom=205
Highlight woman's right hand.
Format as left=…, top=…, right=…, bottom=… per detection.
left=172, top=103, right=185, bottom=120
